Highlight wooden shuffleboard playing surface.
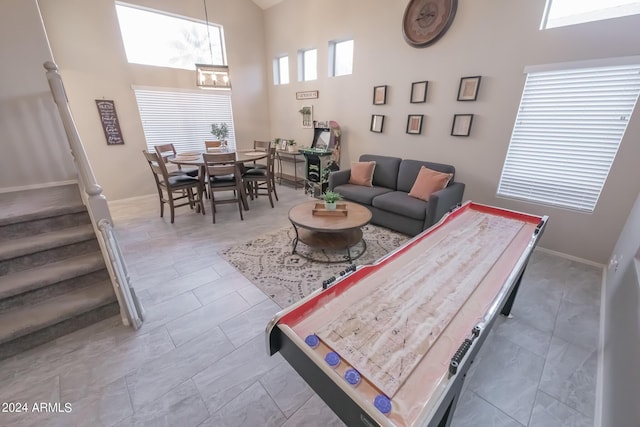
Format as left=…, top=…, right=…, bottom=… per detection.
left=268, top=202, right=547, bottom=427
left=316, top=210, right=526, bottom=397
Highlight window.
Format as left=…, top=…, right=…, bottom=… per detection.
left=542, top=0, right=640, bottom=29
left=497, top=59, right=640, bottom=212
left=115, top=3, right=226, bottom=70
left=273, top=56, right=289, bottom=85
left=298, top=49, right=317, bottom=81
left=329, top=39, right=354, bottom=77
left=134, top=87, right=236, bottom=153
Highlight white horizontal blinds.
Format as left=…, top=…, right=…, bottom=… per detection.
left=497, top=64, right=640, bottom=212
left=134, top=88, right=235, bottom=153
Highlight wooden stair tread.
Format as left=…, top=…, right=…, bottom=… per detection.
left=0, top=252, right=106, bottom=300
left=0, top=224, right=95, bottom=261
left=0, top=280, right=116, bottom=345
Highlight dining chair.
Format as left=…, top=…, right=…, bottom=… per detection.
left=243, top=147, right=278, bottom=208
left=250, top=140, right=271, bottom=170
left=205, top=140, right=223, bottom=152
left=202, top=152, right=245, bottom=223
left=154, top=143, right=198, bottom=177
left=142, top=150, right=205, bottom=223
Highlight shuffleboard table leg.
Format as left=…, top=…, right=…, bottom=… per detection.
left=501, top=268, right=525, bottom=317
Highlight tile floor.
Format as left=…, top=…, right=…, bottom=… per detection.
left=0, top=185, right=601, bottom=427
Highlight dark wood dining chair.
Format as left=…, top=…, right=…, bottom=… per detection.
left=243, top=147, right=278, bottom=208
left=142, top=150, right=205, bottom=223
left=249, top=140, right=271, bottom=170
left=202, top=152, right=245, bottom=223
left=154, top=143, right=198, bottom=177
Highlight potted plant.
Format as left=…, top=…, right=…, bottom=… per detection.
left=210, top=123, right=229, bottom=145
left=287, top=139, right=297, bottom=152
left=322, top=191, right=342, bottom=210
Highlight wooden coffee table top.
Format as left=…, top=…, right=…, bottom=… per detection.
left=288, top=200, right=372, bottom=232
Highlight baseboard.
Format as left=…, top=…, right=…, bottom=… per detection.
left=594, top=268, right=606, bottom=427
left=0, top=180, right=78, bottom=194
left=535, top=246, right=605, bottom=268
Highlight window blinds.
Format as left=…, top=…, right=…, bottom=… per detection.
left=497, top=63, right=640, bottom=212
left=133, top=88, right=235, bottom=153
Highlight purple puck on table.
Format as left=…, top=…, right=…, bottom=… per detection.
left=324, top=351, right=340, bottom=368
left=374, top=395, right=392, bottom=414
left=304, top=334, right=319, bottom=348
left=344, top=368, right=361, bottom=386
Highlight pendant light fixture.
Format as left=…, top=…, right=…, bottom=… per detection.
left=196, top=0, right=231, bottom=89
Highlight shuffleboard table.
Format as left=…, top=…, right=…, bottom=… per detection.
left=266, top=201, right=547, bottom=427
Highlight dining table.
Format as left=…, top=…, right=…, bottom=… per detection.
left=169, top=149, right=268, bottom=211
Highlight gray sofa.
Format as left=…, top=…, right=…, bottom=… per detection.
left=328, top=154, right=465, bottom=236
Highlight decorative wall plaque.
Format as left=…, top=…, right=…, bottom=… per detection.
left=95, top=99, right=124, bottom=145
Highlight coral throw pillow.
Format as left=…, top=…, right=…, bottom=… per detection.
left=408, top=166, right=453, bottom=201
left=348, top=161, right=376, bottom=187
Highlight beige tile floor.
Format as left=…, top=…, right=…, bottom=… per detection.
left=0, top=185, right=600, bottom=426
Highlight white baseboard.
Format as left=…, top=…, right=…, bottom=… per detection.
left=0, top=180, right=78, bottom=194
left=594, top=268, right=606, bottom=427
left=535, top=246, right=605, bottom=268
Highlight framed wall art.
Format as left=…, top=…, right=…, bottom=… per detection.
left=451, top=114, right=474, bottom=136
left=370, top=114, right=385, bottom=133
left=95, top=99, right=124, bottom=145
left=410, top=81, right=428, bottom=103
left=373, top=85, right=388, bottom=105
left=406, top=114, right=424, bottom=135
left=457, top=76, right=481, bottom=101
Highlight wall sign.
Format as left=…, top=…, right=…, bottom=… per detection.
left=296, top=90, right=319, bottom=100
left=95, top=99, right=124, bottom=145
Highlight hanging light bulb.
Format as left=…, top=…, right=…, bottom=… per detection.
left=196, top=0, right=231, bottom=89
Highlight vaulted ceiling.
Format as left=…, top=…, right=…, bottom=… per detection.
left=251, top=0, right=283, bottom=10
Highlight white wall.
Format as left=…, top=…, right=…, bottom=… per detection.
left=602, top=193, right=640, bottom=426
left=34, top=0, right=270, bottom=200
left=262, top=0, right=640, bottom=263
left=0, top=0, right=76, bottom=190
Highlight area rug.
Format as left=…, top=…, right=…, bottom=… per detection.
left=219, top=224, right=409, bottom=308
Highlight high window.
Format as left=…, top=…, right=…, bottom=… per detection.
left=134, top=87, right=236, bottom=153
left=542, top=0, right=640, bottom=29
left=497, top=58, right=640, bottom=212
left=115, top=3, right=226, bottom=70
left=273, top=56, right=290, bottom=85
left=329, top=39, right=354, bottom=77
left=298, top=49, right=318, bottom=82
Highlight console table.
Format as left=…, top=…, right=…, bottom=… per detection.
left=276, top=150, right=305, bottom=189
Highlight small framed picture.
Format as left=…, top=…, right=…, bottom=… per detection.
left=451, top=114, right=474, bottom=136
left=370, top=114, right=385, bottom=133
left=373, top=85, right=387, bottom=105
left=457, top=76, right=482, bottom=101
left=280, top=139, right=288, bottom=150
left=406, top=114, right=424, bottom=135
left=410, top=81, right=428, bottom=103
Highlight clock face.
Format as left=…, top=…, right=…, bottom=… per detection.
left=403, top=0, right=457, bottom=48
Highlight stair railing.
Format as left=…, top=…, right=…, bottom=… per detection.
left=44, top=61, right=143, bottom=329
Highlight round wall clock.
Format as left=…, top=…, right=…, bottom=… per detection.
left=402, top=0, right=458, bottom=48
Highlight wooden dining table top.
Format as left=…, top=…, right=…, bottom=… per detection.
left=168, top=149, right=268, bottom=166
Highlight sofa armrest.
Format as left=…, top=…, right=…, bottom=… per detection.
left=424, top=182, right=466, bottom=229
left=328, top=169, right=351, bottom=190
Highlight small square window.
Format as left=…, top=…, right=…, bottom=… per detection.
left=273, top=56, right=289, bottom=85
left=329, top=39, right=353, bottom=77
left=298, top=49, right=317, bottom=81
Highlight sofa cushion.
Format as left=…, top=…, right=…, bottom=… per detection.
left=360, top=154, right=402, bottom=190
left=408, top=166, right=453, bottom=201
left=334, top=184, right=393, bottom=205
left=372, top=191, right=428, bottom=221
left=348, top=161, right=376, bottom=187
left=397, top=159, right=455, bottom=193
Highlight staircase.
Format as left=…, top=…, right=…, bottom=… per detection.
left=0, top=184, right=119, bottom=360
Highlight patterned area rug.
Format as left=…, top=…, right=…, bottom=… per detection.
left=220, top=224, right=409, bottom=308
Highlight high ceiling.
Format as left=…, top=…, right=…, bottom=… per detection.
left=251, top=0, right=283, bottom=10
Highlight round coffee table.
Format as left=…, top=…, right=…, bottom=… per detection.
left=288, top=200, right=373, bottom=263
